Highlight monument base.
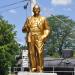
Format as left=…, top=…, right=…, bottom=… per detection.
left=18, top=72, right=57, bottom=75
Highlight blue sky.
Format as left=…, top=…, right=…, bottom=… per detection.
left=0, top=0, right=75, bottom=45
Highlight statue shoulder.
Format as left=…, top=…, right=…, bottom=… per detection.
left=27, top=16, right=32, bottom=20
left=40, top=16, right=46, bottom=20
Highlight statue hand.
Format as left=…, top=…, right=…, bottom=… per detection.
left=40, top=35, right=46, bottom=42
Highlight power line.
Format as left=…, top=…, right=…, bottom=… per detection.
left=44, top=7, right=68, bottom=25
left=51, top=14, right=67, bottom=25
left=0, top=2, right=29, bottom=13
left=0, top=0, right=28, bottom=9
left=0, top=6, right=24, bottom=13
left=0, top=0, right=67, bottom=25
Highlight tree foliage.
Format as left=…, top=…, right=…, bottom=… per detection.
left=0, top=16, right=20, bottom=75
left=45, top=15, right=75, bottom=57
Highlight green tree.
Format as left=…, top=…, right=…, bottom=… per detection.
left=19, top=44, right=27, bottom=50
left=45, top=15, right=75, bottom=57
left=0, top=16, right=20, bottom=75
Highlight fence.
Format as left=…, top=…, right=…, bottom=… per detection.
left=8, top=66, right=75, bottom=75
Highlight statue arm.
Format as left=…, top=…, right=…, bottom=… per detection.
left=22, top=18, right=29, bottom=33
left=42, top=18, right=50, bottom=39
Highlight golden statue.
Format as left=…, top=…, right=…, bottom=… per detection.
left=22, top=5, right=50, bottom=72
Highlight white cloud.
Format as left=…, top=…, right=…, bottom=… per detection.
left=67, top=8, right=72, bottom=11
left=9, top=9, right=16, bottom=14
left=51, top=0, right=72, bottom=5
left=63, top=8, right=72, bottom=11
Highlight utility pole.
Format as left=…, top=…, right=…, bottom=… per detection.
left=24, top=0, right=37, bottom=16
left=30, top=0, right=37, bottom=15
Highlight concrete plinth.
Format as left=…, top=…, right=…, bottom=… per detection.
left=18, top=72, right=57, bottom=75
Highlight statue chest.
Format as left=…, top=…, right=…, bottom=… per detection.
left=28, top=18, right=44, bottom=29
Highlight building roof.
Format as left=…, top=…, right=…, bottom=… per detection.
left=44, top=57, right=75, bottom=67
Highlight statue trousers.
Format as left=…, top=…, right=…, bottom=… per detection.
left=27, top=34, right=44, bottom=71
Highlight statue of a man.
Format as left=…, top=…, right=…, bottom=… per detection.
left=22, top=5, right=50, bottom=72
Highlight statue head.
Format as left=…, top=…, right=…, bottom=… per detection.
left=33, top=4, right=40, bottom=16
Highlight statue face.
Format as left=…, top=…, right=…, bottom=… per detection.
left=33, top=5, right=40, bottom=15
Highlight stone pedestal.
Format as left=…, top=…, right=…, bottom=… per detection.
left=18, top=72, right=57, bottom=75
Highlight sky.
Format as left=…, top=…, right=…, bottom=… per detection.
left=0, top=0, right=75, bottom=45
